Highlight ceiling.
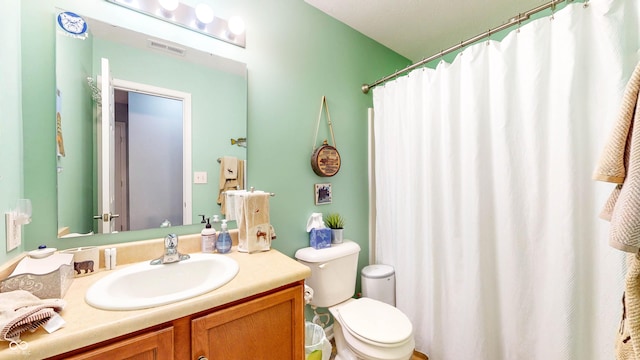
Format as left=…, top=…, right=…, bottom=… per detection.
left=304, top=0, right=551, bottom=62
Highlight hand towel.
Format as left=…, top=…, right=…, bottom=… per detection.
left=218, top=157, right=240, bottom=197
left=217, top=159, right=245, bottom=215
left=0, top=290, right=65, bottom=343
left=617, top=254, right=640, bottom=359
left=223, top=189, right=246, bottom=221
left=593, top=61, right=640, bottom=253
left=615, top=291, right=634, bottom=360
left=236, top=191, right=272, bottom=253
left=222, top=156, right=238, bottom=180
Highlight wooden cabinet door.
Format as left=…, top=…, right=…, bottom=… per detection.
left=65, top=327, right=174, bottom=360
left=192, top=285, right=304, bottom=360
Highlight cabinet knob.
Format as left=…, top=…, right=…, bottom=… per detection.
left=197, top=356, right=208, bottom=360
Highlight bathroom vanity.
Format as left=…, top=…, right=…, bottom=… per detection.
left=54, top=284, right=303, bottom=360
left=0, top=235, right=311, bottom=360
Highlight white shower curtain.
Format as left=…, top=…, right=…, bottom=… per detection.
left=372, top=1, right=640, bottom=359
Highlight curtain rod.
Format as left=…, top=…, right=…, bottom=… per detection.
left=361, top=0, right=583, bottom=94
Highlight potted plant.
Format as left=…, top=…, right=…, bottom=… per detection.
left=324, top=213, right=345, bottom=244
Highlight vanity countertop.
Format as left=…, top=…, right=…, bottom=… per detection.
left=0, top=235, right=311, bottom=359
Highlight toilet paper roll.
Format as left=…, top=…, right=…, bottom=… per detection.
left=304, top=284, right=314, bottom=305
left=61, top=246, right=99, bottom=277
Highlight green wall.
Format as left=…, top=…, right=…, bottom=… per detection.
left=56, top=25, right=94, bottom=234
left=5, top=0, right=409, bottom=275
left=0, top=0, right=25, bottom=265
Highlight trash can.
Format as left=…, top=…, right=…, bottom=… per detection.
left=305, top=322, right=332, bottom=360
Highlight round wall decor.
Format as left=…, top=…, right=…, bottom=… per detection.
left=311, top=140, right=341, bottom=177
left=311, top=96, right=341, bottom=177
left=57, top=11, right=88, bottom=36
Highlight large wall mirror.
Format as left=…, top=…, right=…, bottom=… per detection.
left=55, top=12, right=247, bottom=238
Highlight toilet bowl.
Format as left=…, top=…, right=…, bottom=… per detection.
left=294, top=240, right=415, bottom=360
left=329, top=298, right=414, bottom=360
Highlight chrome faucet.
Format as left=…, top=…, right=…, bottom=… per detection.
left=150, top=234, right=190, bottom=265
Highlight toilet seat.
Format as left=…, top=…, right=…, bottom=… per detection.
left=336, top=297, right=413, bottom=347
left=337, top=319, right=415, bottom=360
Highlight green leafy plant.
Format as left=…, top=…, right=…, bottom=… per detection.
left=324, top=213, right=345, bottom=229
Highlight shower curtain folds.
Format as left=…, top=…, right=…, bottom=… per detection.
left=371, top=0, right=640, bottom=359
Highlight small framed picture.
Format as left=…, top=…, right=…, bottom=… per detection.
left=315, top=183, right=332, bottom=205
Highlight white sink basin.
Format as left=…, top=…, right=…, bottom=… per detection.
left=85, top=253, right=239, bottom=310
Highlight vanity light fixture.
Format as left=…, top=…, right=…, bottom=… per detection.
left=158, top=0, right=179, bottom=18
left=106, top=0, right=246, bottom=48
left=195, top=3, right=214, bottom=28
left=158, top=0, right=179, bottom=12
left=228, top=16, right=245, bottom=36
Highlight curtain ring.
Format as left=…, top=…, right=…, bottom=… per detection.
left=486, top=29, right=491, bottom=46
left=517, top=13, right=522, bottom=33
left=583, top=0, right=589, bottom=8
left=550, top=0, right=556, bottom=20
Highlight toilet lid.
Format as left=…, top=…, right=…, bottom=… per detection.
left=338, top=297, right=413, bottom=345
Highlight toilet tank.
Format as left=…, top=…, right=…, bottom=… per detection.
left=295, top=240, right=360, bottom=308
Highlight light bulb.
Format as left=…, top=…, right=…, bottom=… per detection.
left=228, top=16, right=245, bottom=35
left=195, top=3, right=214, bottom=24
left=158, top=0, right=179, bottom=12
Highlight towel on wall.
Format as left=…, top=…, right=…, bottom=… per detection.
left=223, top=189, right=245, bottom=221
left=616, top=254, right=640, bottom=359
left=217, top=158, right=245, bottom=215
left=235, top=191, right=272, bottom=253
left=0, top=290, right=66, bottom=343
left=593, top=61, right=640, bottom=253
left=223, top=156, right=238, bottom=180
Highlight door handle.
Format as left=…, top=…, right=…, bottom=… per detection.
left=93, top=213, right=120, bottom=222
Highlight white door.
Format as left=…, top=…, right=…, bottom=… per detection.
left=111, top=79, right=193, bottom=227
left=114, top=121, right=128, bottom=232
left=97, top=57, right=117, bottom=233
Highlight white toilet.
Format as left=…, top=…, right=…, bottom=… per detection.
left=295, top=240, right=415, bottom=360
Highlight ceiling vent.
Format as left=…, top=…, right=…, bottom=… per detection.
left=147, top=39, right=186, bottom=56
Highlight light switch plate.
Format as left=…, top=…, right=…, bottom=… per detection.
left=5, top=212, right=21, bottom=251
left=194, top=171, right=208, bottom=184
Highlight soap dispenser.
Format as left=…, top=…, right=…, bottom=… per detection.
left=201, top=218, right=216, bottom=253
left=216, top=219, right=232, bottom=254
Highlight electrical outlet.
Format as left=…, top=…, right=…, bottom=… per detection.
left=5, top=212, right=21, bottom=251
left=194, top=171, right=208, bottom=184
